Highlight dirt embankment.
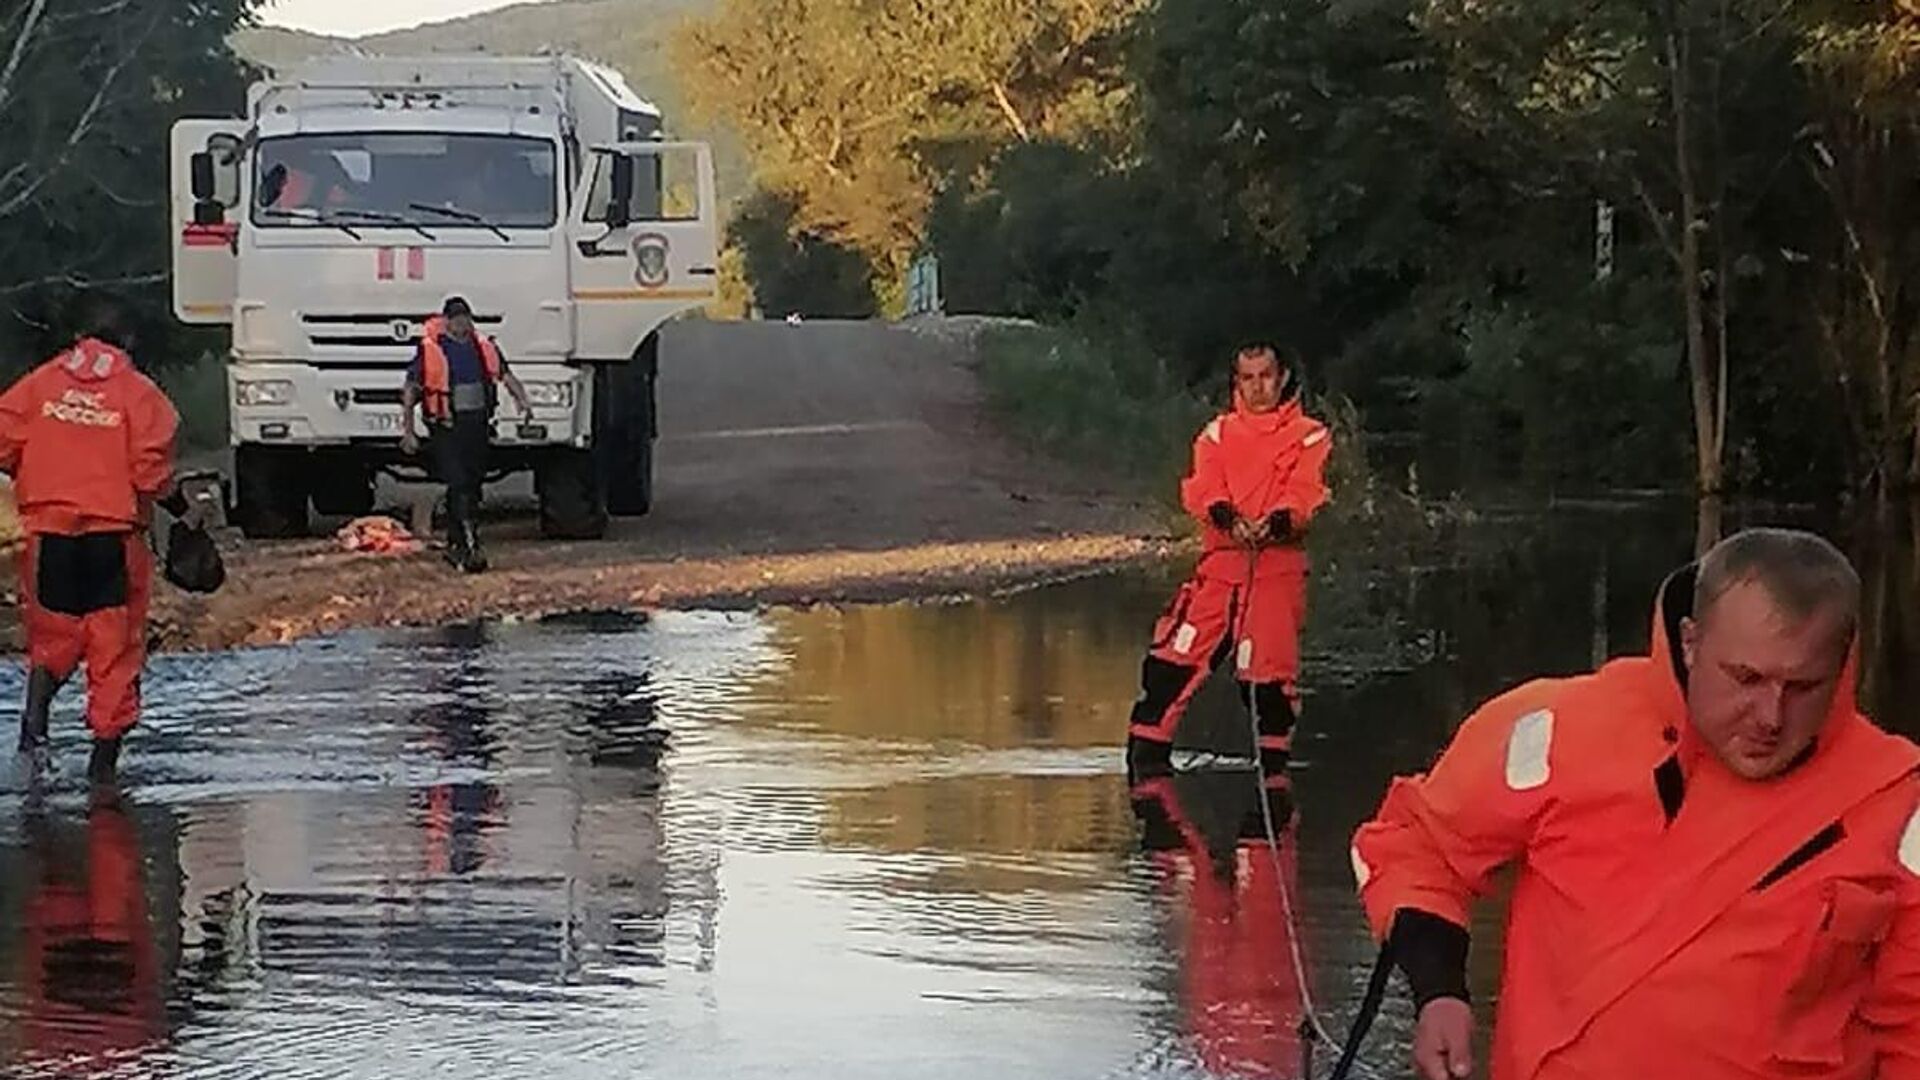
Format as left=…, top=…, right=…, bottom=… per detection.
left=10, top=318, right=1177, bottom=653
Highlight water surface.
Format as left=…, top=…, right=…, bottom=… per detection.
left=1, top=503, right=1909, bottom=1079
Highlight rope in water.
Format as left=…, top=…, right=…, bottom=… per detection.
left=1235, top=546, right=1390, bottom=1080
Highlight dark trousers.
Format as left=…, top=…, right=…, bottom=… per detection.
left=429, top=411, right=490, bottom=545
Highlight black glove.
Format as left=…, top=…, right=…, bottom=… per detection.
left=1207, top=501, right=1238, bottom=531
left=157, top=489, right=191, bottom=518
left=1266, top=509, right=1294, bottom=542
left=1390, top=907, right=1471, bottom=1008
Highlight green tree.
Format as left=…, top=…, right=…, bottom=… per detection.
left=673, top=0, right=1142, bottom=299
left=1791, top=0, right=1920, bottom=498
left=0, top=0, right=257, bottom=367
left=728, top=189, right=878, bottom=318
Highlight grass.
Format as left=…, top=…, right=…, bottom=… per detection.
left=975, top=324, right=1211, bottom=517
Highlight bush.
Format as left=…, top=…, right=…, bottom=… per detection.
left=976, top=322, right=1209, bottom=506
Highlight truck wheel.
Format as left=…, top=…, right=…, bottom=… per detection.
left=234, top=446, right=311, bottom=539
left=597, top=335, right=658, bottom=518
left=309, top=459, right=375, bottom=518
left=537, top=448, right=608, bottom=539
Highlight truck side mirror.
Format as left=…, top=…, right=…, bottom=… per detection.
left=609, top=154, right=634, bottom=229
left=191, top=152, right=216, bottom=201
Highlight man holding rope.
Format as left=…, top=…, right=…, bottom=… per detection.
left=1126, top=344, right=1332, bottom=780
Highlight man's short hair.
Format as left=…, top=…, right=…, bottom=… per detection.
left=1234, top=343, right=1279, bottom=371
left=1694, top=527, right=1861, bottom=639
left=442, top=296, right=474, bottom=318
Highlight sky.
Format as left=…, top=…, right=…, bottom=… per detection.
left=259, top=0, right=543, bottom=38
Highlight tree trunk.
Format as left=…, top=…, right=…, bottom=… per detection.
left=1695, top=494, right=1723, bottom=557
left=1665, top=5, right=1724, bottom=497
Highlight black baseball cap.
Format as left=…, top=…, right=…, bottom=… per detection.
left=442, top=296, right=474, bottom=318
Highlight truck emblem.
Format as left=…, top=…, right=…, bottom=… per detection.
left=333, top=390, right=351, bottom=411
left=392, top=319, right=414, bottom=342
left=634, top=233, right=670, bottom=287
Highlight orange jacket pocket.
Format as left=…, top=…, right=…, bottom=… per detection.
left=1773, top=879, right=1895, bottom=1066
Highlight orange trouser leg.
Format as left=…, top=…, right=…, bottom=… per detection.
left=82, top=537, right=150, bottom=741
left=1130, top=575, right=1237, bottom=744
left=1234, top=570, right=1307, bottom=756
left=20, top=535, right=87, bottom=682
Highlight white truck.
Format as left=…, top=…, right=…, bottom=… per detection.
left=169, top=56, right=718, bottom=539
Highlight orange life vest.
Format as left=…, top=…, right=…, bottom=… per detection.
left=418, top=317, right=503, bottom=421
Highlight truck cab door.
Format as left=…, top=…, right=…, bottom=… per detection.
left=567, top=142, right=719, bottom=360
left=171, top=120, right=248, bottom=325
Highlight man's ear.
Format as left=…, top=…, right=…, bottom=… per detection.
left=1680, top=615, right=1700, bottom=673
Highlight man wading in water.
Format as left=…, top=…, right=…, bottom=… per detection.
left=400, top=297, right=530, bottom=573
left=1125, top=344, right=1332, bottom=781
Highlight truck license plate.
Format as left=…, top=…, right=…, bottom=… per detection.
left=364, top=413, right=401, bottom=432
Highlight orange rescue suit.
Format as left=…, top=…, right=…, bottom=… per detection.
left=1130, top=396, right=1331, bottom=750
left=1351, top=568, right=1920, bottom=1079
left=417, top=316, right=503, bottom=422
left=0, top=339, right=177, bottom=739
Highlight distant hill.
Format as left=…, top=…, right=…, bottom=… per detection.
left=233, top=0, right=743, bottom=201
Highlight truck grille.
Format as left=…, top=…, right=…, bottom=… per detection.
left=302, top=312, right=503, bottom=352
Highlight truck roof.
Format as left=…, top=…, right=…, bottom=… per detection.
left=250, top=54, right=661, bottom=122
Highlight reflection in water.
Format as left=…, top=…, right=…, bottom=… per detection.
left=9, top=795, right=168, bottom=1076
left=0, top=503, right=1912, bottom=1077
left=1133, top=771, right=1304, bottom=1080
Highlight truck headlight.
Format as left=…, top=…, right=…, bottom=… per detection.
left=235, top=379, right=294, bottom=407
left=523, top=382, right=573, bottom=408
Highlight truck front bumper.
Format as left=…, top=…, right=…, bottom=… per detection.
left=227, top=363, right=591, bottom=448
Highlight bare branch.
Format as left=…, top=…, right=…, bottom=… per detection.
left=0, top=269, right=167, bottom=297
left=0, top=4, right=154, bottom=222
left=989, top=80, right=1032, bottom=141
left=1628, top=169, right=1682, bottom=262
left=0, top=0, right=51, bottom=115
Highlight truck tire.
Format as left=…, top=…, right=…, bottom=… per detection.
left=234, top=446, right=311, bottom=539
left=597, top=335, right=658, bottom=518
left=309, top=458, right=375, bottom=518
left=537, top=448, right=608, bottom=539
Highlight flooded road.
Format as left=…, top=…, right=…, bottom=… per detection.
left=0, top=503, right=1910, bottom=1079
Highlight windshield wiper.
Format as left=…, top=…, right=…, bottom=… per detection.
left=332, top=208, right=437, bottom=242
left=409, top=202, right=512, bottom=243
left=258, top=207, right=363, bottom=240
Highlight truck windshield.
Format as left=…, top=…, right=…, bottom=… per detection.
left=253, top=133, right=558, bottom=231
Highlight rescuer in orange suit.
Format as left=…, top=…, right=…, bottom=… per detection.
left=1133, top=770, right=1305, bottom=1078
left=1351, top=528, right=1920, bottom=1080
left=13, top=790, right=165, bottom=1072
left=1127, top=344, right=1332, bottom=780
left=0, top=301, right=182, bottom=783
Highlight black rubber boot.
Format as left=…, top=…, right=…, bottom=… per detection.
left=443, top=492, right=470, bottom=569
left=88, top=737, right=121, bottom=786
left=460, top=520, right=488, bottom=574
left=18, top=667, right=58, bottom=754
